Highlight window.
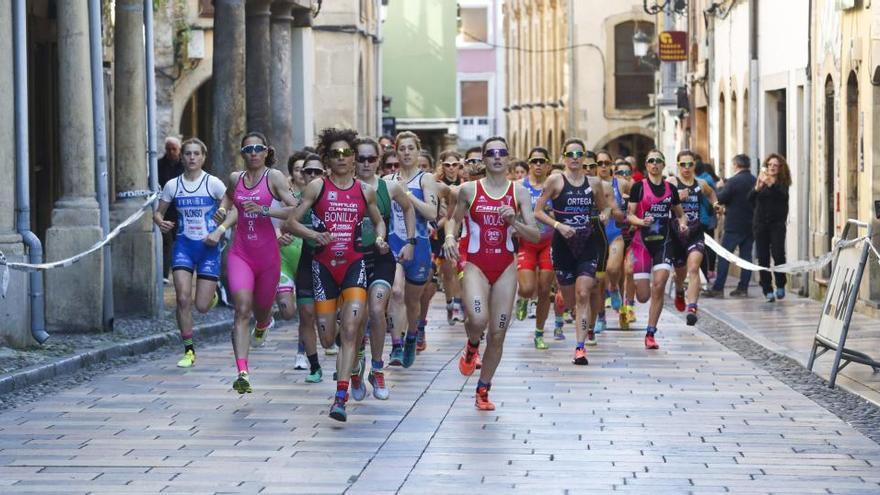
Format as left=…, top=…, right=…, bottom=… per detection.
left=461, top=81, right=489, bottom=116
left=459, top=7, right=488, bottom=43
left=614, top=21, right=654, bottom=109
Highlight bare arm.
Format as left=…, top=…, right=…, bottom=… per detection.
left=282, top=180, right=331, bottom=245
left=388, top=180, right=416, bottom=240
left=442, top=182, right=473, bottom=261
left=509, top=184, right=541, bottom=244
left=533, top=174, right=560, bottom=229
left=410, top=174, right=439, bottom=222
left=363, top=185, right=389, bottom=254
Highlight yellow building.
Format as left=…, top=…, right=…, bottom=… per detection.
left=504, top=0, right=656, bottom=161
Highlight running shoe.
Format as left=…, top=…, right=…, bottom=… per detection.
left=605, top=296, right=612, bottom=308
left=776, top=287, right=786, bottom=300
left=586, top=329, right=597, bottom=346
left=388, top=345, right=403, bottom=366
left=452, top=303, right=464, bottom=322
left=686, top=306, right=698, bottom=326
left=177, top=350, right=195, bottom=368
left=645, top=333, right=659, bottom=350
left=572, top=347, right=588, bottom=365
left=534, top=335, right=549, bottom=350
left=324, top=343, right=339, bottom=356
left=459, top=344, right=478, bottom=376
left=329, top=396, right=347, bottom=422
left=233, top=371, right=252, bottom=394
left=402, top=335, right=417, bottom=368
left=674, top=292, right=686, bottom=312
left=305, top=368, right=323, bottom=383
left=416, top=328, right=427, bottom=352
left=369, top=370, right=389, bottom=400
left=609, top=290, right=622, bottom=311
left=251, top=317, right=274, bottom=347
left=351, top=374, right=367, bottom=401
left=475, top=385, right=496, bottom=411
left=624, top=305, right=637, bottom=325
left=553, top=327, right=566, bottom=340
left=210, top=291, right=219, bottom=310
left=594, top=318, right=607, bottom=334
left=515, top=298, right=528, bottom=321
left=563, top=310, right=574, bottom=324
left=527, top=300, right=537, bottom=319
left=294, top=352, right=308, bottom=370
left=619, top=308, right=629, bottom=330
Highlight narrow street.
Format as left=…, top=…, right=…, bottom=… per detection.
left=1, top=296, right=879, bottom=494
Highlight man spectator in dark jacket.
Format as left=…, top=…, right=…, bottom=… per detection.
left=704, top=154, right=756, bottom=297
left=158, top=136, right=183, bottom=282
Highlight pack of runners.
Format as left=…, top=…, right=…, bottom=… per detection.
left=154, top=129, right=715, bottom=422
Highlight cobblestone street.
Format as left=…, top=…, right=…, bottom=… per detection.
left=1, top=297, right=879, bottom=494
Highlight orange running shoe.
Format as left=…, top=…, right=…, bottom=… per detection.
left=459, top=343, right=478, bottom=376
left=674, top=292, right=686, bottom=312
left=475, top=385, right=495, bottom=410
left=645, top=333, right=659, bottom=349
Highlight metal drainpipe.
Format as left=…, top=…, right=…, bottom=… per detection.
left=567, top=0, right=575, bottom=135
left=144, top=0, right=163, bottom=318
left=88, top=0, right=114, bottom=331
left=12, top=0, right=49, bottom=344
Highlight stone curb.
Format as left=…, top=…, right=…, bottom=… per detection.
left=0, top=318, right=231, bottom=396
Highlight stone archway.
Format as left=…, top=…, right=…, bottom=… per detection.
left=178, top=78, right=214, bottom=168
left=593, top=126, right=656, bottom=166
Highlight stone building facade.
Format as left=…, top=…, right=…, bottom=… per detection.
left=504, top=0, right=655, bottom=161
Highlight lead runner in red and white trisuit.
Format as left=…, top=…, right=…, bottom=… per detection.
left=444, top=136, right=540, bottom=410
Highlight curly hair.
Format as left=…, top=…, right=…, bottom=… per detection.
left=287, top=149, right=310, bottom=175
left=316, top=127, right=358, bottom=162
left=763, top=153, right=792, bottom=188
left=240, top=131, right=276, bottom=167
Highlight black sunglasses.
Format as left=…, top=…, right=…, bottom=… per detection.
left=303, top=168, right=324, bottom=176
left=614, top=170, right=632, bottom=177
left=529, top=157, right=547, bottom=165
left=356, top=155, right=379, bottom=164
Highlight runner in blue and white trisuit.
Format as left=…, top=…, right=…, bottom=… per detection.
left=386, top=131, right=439, bottom=369
left=154, top=137, right=228, bottom=369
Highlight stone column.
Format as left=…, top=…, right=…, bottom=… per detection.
left=291, top=9, right=314, bottom=150
left=0, top=3, right=30, bottom=347
left=246, top=0, right=273, bottom=136
left=211, top=0, right=247, bottom=179
left=45, top=1, right=104, bottom=331
left=270, top=0, right=295, bottom=166
left=111, top=0, right=156, bottom=316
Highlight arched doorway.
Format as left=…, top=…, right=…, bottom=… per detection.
left=179, top=78, right=214, bottom=170
left=822, top=76, right=836, bottom=278
left=845, top=72, right=859, bottom=225
left=718, top=91, right=726, bottom=176
left=603, top=134, right=655, bottom=169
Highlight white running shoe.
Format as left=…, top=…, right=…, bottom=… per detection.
left=324, top=343, right=339, bottom=356
left=527, top=299, right=537, bottom=319
left=294, top=352, right=308, bottom=370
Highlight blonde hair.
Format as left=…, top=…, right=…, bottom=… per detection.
left=395, top=131, right=421, bottom=150
left=182, top=137, right=207, bottom=155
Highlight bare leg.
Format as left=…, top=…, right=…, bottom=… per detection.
left=275, top=291, right=297, bottom=321
left=336, top=297, right=367, bottom=383
left=231, top=290, right=254, bottom=363
left=535, top=270, right=554, bottom=330
left=461, top=264, right=491, bottom=345
left=648, top=268, right=671, bottom=328
left=173, top=270, right=195, bottom=336
left=368, top=284, right=392, bottom=363
left=574, top=276, right=596, bottom=343
left=479, top=263, right=518, bottom=383
left=686, top=251, right=704, bottom=305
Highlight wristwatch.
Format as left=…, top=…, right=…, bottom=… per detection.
left=407, top=237, right=417, bottom=245
left=261, top=205, right=270, bottom=217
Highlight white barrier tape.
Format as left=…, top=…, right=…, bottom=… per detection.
left=0, top=192, right=159, bottom=275
left=116, top=189, right=154, bottom=199
left=704, top=233, right=844, bottom=274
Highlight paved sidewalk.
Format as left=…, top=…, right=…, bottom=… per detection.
left=1, top=297, right=879, bottom=494
left=699, top=288, right=880, bottom=405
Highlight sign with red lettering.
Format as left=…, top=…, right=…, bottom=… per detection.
left=658, top=31, right=687, bottom=62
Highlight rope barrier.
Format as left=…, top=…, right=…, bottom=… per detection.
left=704, top=233, right=874, bottom=274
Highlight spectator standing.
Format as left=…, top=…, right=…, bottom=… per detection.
left=158, top=136, right=184, bottom=282
left=749, top=154, right=792, bottom=302
left=696, top=160, right=720, bottom=281
left=704, top=154, right=756, bottom=298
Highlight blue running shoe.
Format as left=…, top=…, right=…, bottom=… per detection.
left=594, top=317, right=607, bottom=334
left=329, top=397, right=347, bottom=422
left=402, top=335, right=417, bottom=368
left=351, top=373, right=367, bottom=401
left=610, top=290, right=622, bottom=311
left=388, top=346, right=403, bottom=367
